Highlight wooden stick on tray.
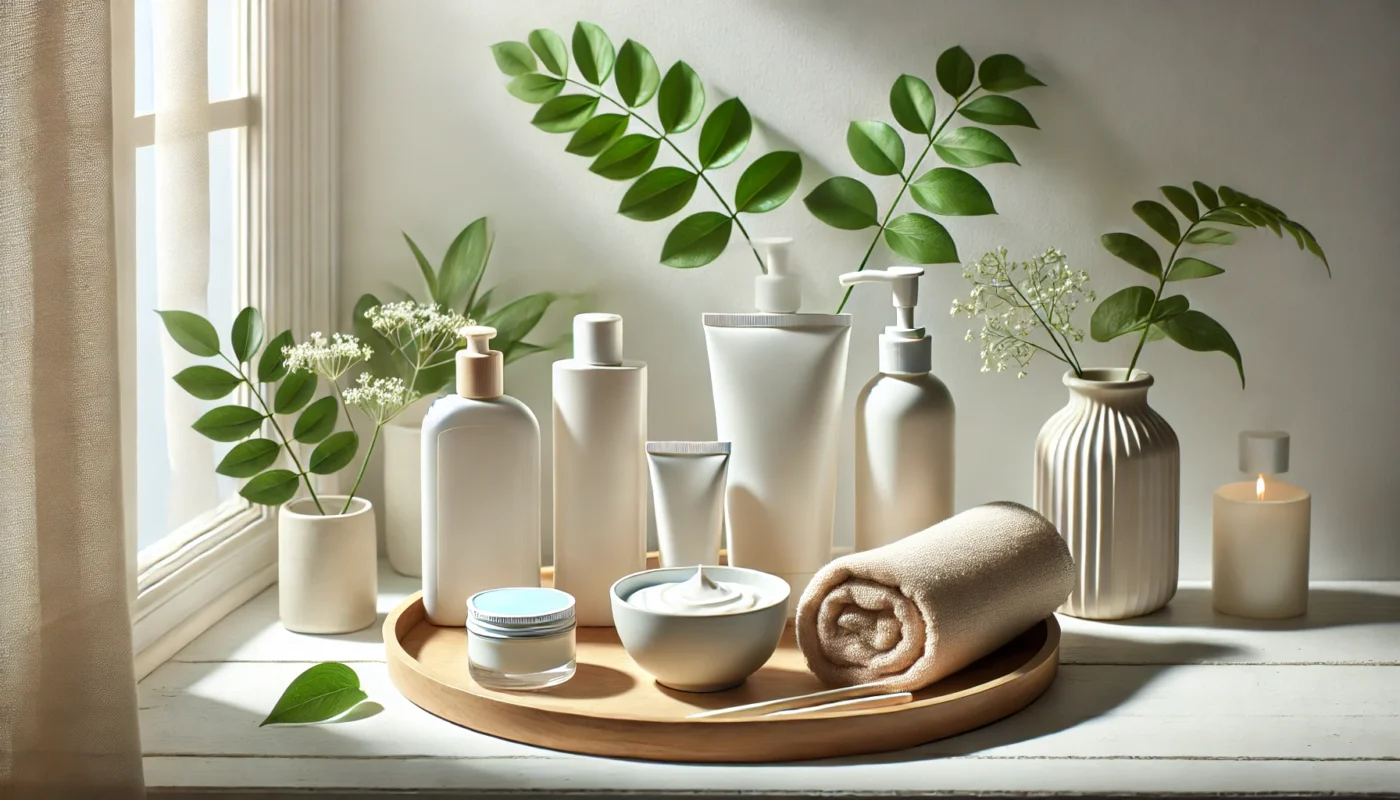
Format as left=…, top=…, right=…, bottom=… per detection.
left=685, top=682, right=892, bottom=720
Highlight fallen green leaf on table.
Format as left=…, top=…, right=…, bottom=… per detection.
left=260, top=662, right=372, bottom=726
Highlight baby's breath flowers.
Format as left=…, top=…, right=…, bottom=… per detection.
left=951, top=247, right=1094, bottom=379
left=363, top=301, right=473, bottom=393
left=343, top=373, right=414, bottom=426
left=282, top=332, right=373, bottom=382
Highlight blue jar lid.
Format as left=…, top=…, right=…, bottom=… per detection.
left=467, top=588, right=575, bottom=638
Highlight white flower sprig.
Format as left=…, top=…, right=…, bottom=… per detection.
left=282, top=332, right=374, bottom=382
left=342, top=373, right=415, bottom=426
left=363, top=301, right=473, bottom=392
left=950, top=247, right=1094, bottom=378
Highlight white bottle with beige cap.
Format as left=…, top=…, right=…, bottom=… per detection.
left=552, top=313, right=647, bottom=626
left=421, top=326, right=541, bottom=627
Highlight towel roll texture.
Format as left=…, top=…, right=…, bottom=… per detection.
left=796, top=501, right=1074, bottom=692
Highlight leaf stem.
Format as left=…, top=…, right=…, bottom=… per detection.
left=224, top=354, right=325, bottom=516
left=341, top=423, right=381, bottom=515
left=566, top=78, right=765, bottom=273
left=333, top=382, right=358, bottom=436
left=835, top=85, right=982, bottom=313
left=1000, top=275, right=1080, bottom=372
left=1126, top=218, right=1201, bottom=376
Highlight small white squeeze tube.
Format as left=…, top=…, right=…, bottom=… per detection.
left=646, top=441, right=730, bottom=568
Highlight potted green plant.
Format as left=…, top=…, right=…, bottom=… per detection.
left=354, top=217, right=567, bottom=577
left=951, top=183, right=1328, bottom=619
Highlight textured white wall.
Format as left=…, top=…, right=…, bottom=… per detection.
left=340, top=0, right=1400, bottom=579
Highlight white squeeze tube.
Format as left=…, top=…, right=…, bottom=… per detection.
left=646, top=442, right=731, bottom=568
left=702, top=238, right=852, bottom=615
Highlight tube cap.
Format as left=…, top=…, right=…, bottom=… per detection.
left=573, top=313, right=623, bottom=365
left=1239, top=430, right=1289, bottom=474
left=755, top=238, right=800, bottom=313
left=457, top=326, right=503, bottom=399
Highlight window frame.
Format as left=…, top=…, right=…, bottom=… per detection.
left=112, top=0, right=340, bottom=678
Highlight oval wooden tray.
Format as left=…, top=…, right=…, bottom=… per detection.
left=385, top=585, right=1060, bottom=763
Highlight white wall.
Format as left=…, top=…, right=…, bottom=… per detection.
left=340, top=0, right=1400, bottom=579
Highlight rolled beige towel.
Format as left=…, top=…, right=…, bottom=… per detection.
left=796, top=501, right=1074, bottom=692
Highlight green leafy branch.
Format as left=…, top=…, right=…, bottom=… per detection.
left=493, top=22, right=803, bottom=270
left=1091, top=182, right=1330, bottom=387
left=804, top=47, right=1044, bottom=312
left=158, top=307, right=331, bottom=513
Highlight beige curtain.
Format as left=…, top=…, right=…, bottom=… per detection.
left=0, top=1, right=145, bottom=797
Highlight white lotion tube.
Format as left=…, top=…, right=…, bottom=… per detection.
left=553, top=313, right=647, bottom=627
left=646, top=442, right=730, bottom=567
left=702, top=238, right=852, bottom=612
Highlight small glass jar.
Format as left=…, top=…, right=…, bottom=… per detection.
left=467, top=587, right=576, bottom=691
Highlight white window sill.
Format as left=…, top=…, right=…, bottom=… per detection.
left=139, top=561, right=1400, bottom=797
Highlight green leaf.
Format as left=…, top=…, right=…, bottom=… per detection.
left=1281, top=218, right=1308, bottom=250
left=933, top=127, right=1017, bottom=167
left=614, top=39, right=660, bottom=107
left=1231, top=206, right=1269, bottom=227
left=936, top=45, right=975, bottom=97
left=697, top=98, right=751, bottom=170
left=402, top=233, right=439, bottom=303
left=293, top=396, right=339, bottom=444
left=173, top=365, right=242, bottom=400
left=1203, top=208, right=1254, bottom=227
left=483, top=292, right=559, bottom=354
left=504, top=335, right=570, bottom=365
left=847, top=120, right=905, bottom=176
left=309, top=431, right=359, bottom=476
left=734, top=151, right=802, bottom=214
left=352, top=294, right=399, bottom=389
left=571, top=21, right=615, bottom=85
left=1090, top=286, right=1155, bottom=342
left=909, top=167, right=995, bottom=216
left=239, top=468, right=301, bottom=507
left=882, top=213, right=958, bottom=264
left=957, top=95, right=1037, bottom=128
left=528, top=29, right=568, bottom=77
left=193, top=405, right=265, bottom=442
left=530, top=95, right=599, bottom=133
left=468, top=287, right=495, bottom=324
left=1152, top=294, right=1190, bottom=323
left=1185, top=227, right=1236, bottom=245
left=1218, top=185, right=1244, bottom=207
left=506, top=74, right=564, bottom=103
left=660, top=212, right=732, bottom=268
left=1145, top=323, right=1168, bottom=343
left=803, top=176, right=879, bottom=230
left=1193, top=181, right=1219, bottom=210
left=1297, top=224, right=1330, bottom=274
left=216, top=438, right=280, bottom=478
left=1157, top=310, right=1245, bottom=388
left=565, top=113, right=629, bottom=157
left=157, top=310, right=220, bottom=357
left=1100, top=232, right=1162, bottom=277
left=657, top=61, right=704, bottom=133
left=274, top=370, right=316, bottom=415
left=978, top=54, right=1045, bottom=92
left=438, top=218, right=493, bottom=311
left=261, top=663, right=370, bottom=726
left=1168, top=257, right=1226, bottom=281
left=618, top=167, right=698, bottom=222
left=1133, top=200, right=1181, bottom=244
left=257, top=330, right=294, bottom=383
left=490, top=42, right=535, bottom=77
left=589, top=134, right=660, bottom=180
left=231, top=307, right=264, bottom=364
left=889, top=74, right=936, bottom=134
left=1160, top=185, right=1200, bottom=222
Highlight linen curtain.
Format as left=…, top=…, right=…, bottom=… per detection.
left=0, top=1, right=146, bottom=796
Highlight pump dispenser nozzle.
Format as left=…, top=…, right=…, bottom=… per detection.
left=457, top=325, right=503, bottom=399
left=754, top=237, right=800, bottom=313
left=838, top=267, right=931, bottom=375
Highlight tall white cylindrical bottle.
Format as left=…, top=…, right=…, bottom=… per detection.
left=553, top=313, right=647, bottom=626
left=840, top=267, right=955, bottom=552
left=421, top=326, right=541, bottom=627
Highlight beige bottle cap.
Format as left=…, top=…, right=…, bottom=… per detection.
left=457, top=326, right=503, bottom=399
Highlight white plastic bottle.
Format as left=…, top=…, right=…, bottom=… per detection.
left=421, top=326, right=541, bottom=627
left=839, top=267, right=955, bottom=552
left=552, top=313, right=647, bottom=626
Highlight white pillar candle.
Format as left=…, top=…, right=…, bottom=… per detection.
left=1212, top=431, right=1311, bottom=619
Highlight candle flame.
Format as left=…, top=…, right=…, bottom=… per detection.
left=1256, top=474, right=1266, bottom=501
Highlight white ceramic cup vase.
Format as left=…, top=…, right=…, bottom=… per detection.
left=279, top=495, right=378, bottom=634
left=1034, top=369, right=1180, bottom=620
left=383, top=395, right=436, bottom=577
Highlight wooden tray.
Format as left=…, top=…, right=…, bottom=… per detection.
left=385, top=583, right=1060, bottom=763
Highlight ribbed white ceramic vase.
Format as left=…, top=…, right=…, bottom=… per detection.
left=1034, top=369, right=1180, bottom=620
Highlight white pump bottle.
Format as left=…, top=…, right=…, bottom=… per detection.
left=839, top=267, right=955, bottom=552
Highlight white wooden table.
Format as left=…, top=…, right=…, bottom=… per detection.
left=140, top=562, right=1400, bottom=798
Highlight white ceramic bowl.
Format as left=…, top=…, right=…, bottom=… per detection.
left=610, top=566, right=790, bottom=692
